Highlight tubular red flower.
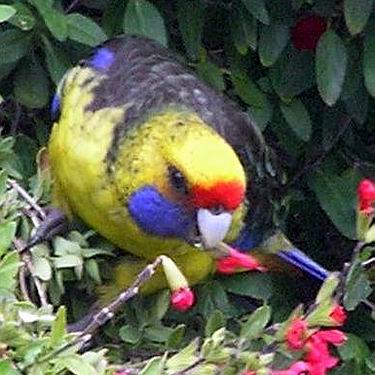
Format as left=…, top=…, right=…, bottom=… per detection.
left=329, top=304, right=347, bottom=326
left=170, top=287, right=195, bottom=311
left=216, top=248, right=266, bottom=274
left=291, top=15, right=327, bottom=51
left=286, top=318, right=308, bottom=350
left=358, top=179, right=375, bottom=215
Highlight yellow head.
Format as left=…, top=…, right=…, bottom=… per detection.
left=113, top=108, right=247, bottom=249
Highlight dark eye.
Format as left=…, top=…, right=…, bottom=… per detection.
left=168, top=166, right=188, bottom=194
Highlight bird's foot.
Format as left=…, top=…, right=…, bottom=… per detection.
left=25, top=207, right=68, bottom=250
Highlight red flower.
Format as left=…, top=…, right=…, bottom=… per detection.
left=291, top=15, right=327, bottom=50
left=170, top=287, right=195, bottom=311
left=272, top=361, right=310, bottom=375
left=304, top=330, right=346, bottom=375
left=329, top=304, right=347, bottom=326
left=358, top=179, right=375, bottom=215
left=286, top=318, right=308, bottom=350
left=242, top=372, right=256, bottom=375
left=216, top=247, right=266, bottom=274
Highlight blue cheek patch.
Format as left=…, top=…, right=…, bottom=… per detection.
left=128, top=185, right=194, bottom=239
left=89, top=47, right=115, bottom=70
left=51, top=93, right=60, bottom=119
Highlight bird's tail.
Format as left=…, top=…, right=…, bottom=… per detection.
left=243, top=231, right=329, bottom=281
left=276, top=248, right=328, bottom=280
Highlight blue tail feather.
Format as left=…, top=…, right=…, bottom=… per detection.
left=277, top=248, right=328, bottom=281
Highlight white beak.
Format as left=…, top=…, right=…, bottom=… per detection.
left=197, top=208, right=232, bottom=249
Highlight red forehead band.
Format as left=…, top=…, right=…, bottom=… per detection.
left=191, top=181, right=245, bottom=211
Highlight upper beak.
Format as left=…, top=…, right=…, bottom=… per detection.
left=197, top=208, right=232, bottom=249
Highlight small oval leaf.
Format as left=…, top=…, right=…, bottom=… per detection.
left=316, top=30, right=348, bottom=106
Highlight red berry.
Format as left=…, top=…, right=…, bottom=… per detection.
left=291, top=15, right=327, bottom=51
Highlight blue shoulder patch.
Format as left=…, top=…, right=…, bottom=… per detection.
left=89, top=47, right=115, bottom=70
left=128, top=185, right=194, bottom=239
left=51, top=93, right=60, bottom=120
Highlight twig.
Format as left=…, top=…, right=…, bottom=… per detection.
left=18, top=265, right=31, bottom=303
left=65, top=0, right=81, bottom=13
left=7, top=179, right=45, bottom=219
left=25, top=256, right=164, bottom=370
left=13, top=238, right=48, bottom=307
left=362, top=257, right=375, bottom=268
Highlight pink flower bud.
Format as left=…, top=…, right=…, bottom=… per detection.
left=171, top=287, right=195, bottom=312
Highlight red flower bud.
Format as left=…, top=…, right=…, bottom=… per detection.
left=286, top=318, right=308, bottom=350
left=216, top=247, right=266, bottom=274
left=291, top=15, right=327, bottom=51
left=329, top=304, right=347, bottom=326
left=358, top=179, right=375, bottom=215
left=170, top=287, right=195, bottom=312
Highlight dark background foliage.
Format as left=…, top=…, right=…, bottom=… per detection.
left=0, top=0, right=375, bottom=374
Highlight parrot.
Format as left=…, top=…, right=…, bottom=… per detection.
left=45, top=35, right=328, bottom=303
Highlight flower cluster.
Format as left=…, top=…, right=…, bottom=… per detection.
left=273, top=307, right=347, bottom=375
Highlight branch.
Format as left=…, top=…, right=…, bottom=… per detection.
left=7, top=179, right=45, bottom=219
left=13, top=238, right=48, bottom=307
left=26, top=256, right=164, bottom=370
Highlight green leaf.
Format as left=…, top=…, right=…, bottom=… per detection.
left=0, top=252, right=21, bottom=294
left=58, top=355, right=98, bottom=375
left=140, top=356, right=164, bottom=375
left=0, top=222, right=16, bottom=257
left=8, top=3, right=35, bottom=31
left=232, top=70, right=267, bottom=108
left=167, top=340, right=199, bottom=372
left=41, top=35, right=70, bottom=85
left=259, top=23, right=289, bottom=67
left=14, top=58, right=49, bottom=109
left=49, top=306, right=66, bottom=347
left=240, top=0, right=269, bottom=24
left=28, top=0, right=67, bottom=41
left=344, top=260, right=371, bottom=310
left=364, top=32, right=375, bottom=97
left=222, top=273, right=273, bottom=300
left=315, top=272, right=340, bottom=304
left=0, top=359, right=22, bottom=375
left=177, top=0, right=205, bottom=60
left=344, top=0, right=374, bottom=35
left=248, top=98, right=273, bottom=131
left=67, top=13, right=107, bottom=46
left=240, top=305, right=271, bottom=339
left=0, top=29, right=31, bottom=64
left=0, top=5, right=16, bottom=23
left=32, top=257, right=52, bottom=281
left=270, top=48, right=315, bottom=98
left=338, top=334, right=370, bottom=364
left=231, top=1, right=257, bottom=54
left=316, top=30, right=348, bottom=106
left=123, top=0, right=167, bottom=46
left=53, top=254, right=83, bottom=269
left=205, top=310, right=226, bottom=337
left=280, top=98, right=312, bottom=141
left=309, top=170, right=360, bottom=239
left=119, top=324, right=142, bottom=344
left=197, top=61, right=225, bottom=92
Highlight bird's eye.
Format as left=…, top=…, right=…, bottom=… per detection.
left=168, top=166, right=188, bottom=194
